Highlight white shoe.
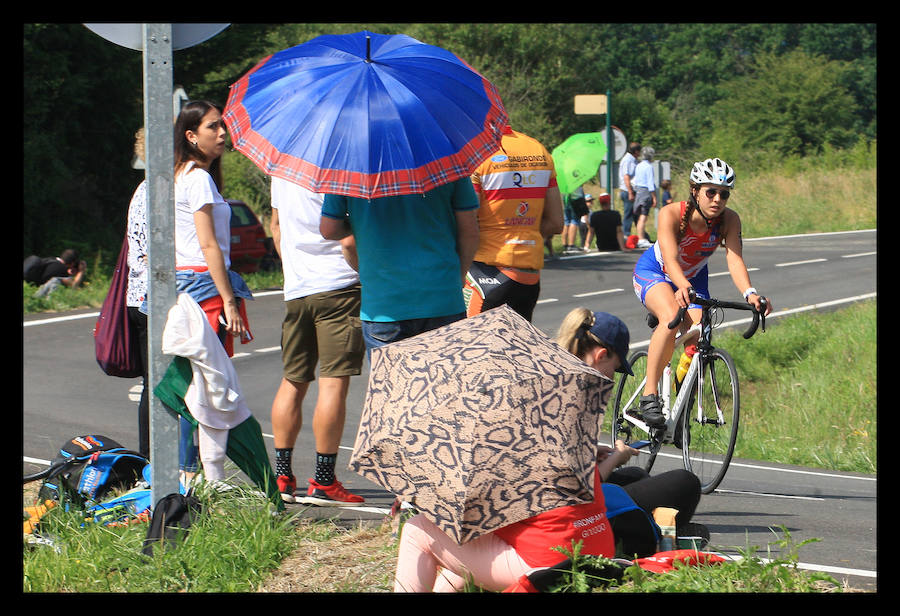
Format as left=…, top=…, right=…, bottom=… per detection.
left=637, top=239, right=652, bottom=248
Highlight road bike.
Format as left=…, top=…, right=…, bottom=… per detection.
left=612, top=291, right=767, bottom=493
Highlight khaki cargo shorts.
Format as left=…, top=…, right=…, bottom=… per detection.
left=281, top=283, right=363, bottom=382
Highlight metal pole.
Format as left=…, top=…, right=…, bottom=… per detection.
left=606, top=89, right=613, bottom=194
left=143, top=23, right=179, bottom=506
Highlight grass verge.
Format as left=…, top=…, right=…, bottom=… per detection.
left=712, top=299, right=876, bottom=473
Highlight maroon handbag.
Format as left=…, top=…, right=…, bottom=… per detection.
left=94, top=236, right=142, bottom=378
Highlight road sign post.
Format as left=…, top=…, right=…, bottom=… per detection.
left=142, top=24, right=179, bottom=505
left=574, top=92, right=614, bottom=192
left=83, top=23, right=229, bottom=507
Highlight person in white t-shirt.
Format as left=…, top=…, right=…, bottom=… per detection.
left=269, top=177, right=366, bottom=507
left=632, top=146, right=657, bottom=248
left=172, top=101, right=252, bottom=347
left=618, top=142, right=641, bottom=235
left=171, top=100, right=255, bottom=482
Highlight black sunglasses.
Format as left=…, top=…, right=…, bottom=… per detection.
left=704, top=188, right=730, bottom=200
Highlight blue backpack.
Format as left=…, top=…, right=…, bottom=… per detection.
left=25, top=435, right=149, bottom=511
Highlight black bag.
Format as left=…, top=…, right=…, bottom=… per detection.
left=570, top=195, right=589, bottom=218
left=142, top=493, right=203, bottom=556
left=24, top=435, right=149, bottom=510
left=23, top=255, right=44, bottom=284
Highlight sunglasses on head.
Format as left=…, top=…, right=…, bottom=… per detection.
left=704, top=187, right=730, bottom=200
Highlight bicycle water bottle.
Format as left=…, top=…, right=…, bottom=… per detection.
left=674, top=345, right=697, bottom=390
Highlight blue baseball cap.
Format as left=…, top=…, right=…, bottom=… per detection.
left=589, top=312, right=633, bottom=375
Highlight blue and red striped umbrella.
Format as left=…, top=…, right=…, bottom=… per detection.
left=224, top=30, right=508, bottom=199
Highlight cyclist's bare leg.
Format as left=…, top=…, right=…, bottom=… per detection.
left=643, top=283, right=699, bottom=397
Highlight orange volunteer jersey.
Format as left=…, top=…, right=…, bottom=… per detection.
left=471, top=130, right=557, bottom=271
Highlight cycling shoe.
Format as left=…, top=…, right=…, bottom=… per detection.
left=639, top=394, right=667, bottom=428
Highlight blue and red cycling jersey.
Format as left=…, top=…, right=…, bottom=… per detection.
left=632, top=201, right=722, bottom=306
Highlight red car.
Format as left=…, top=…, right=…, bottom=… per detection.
left=227, top=200, right=268, bottom=274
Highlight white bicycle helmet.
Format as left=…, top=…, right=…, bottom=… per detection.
left=690, top=157, right=735, bottom=188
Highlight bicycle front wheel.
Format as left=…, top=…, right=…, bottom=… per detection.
left=681, top=348, right=740, bottom=494
left=611, top=350, right=660, bottom=473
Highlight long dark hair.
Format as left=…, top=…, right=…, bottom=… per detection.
left=173, top=100, right=223, bottom=190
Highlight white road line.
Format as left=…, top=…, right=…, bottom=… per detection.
left=24, top=456, right=52, bottom=466
left=775, top=258, right=828, bottom=267
left=786, top=562, right=876, bottom=579
left=726, top=458, right=876, bottom=481
left=715, top=554, right=876, bottom=579
left=601, top=446, right=874, bottom=485
left=744, top=229, right=875, bottom=242
left=254, top=346, right=281, bottom=354
left=22, top=291, right=284, bottom=327
left=714, top=489, right=825, bottom=501
left=573, top=288, right=624, bottom=298
left=24, top=312, right=100, bottom=327
left=843, top=251, right=876, bottom=258
left=709, top=267, right=758, bottom=278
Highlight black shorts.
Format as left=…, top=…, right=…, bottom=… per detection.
left=463, top=261, right=540, bottom=322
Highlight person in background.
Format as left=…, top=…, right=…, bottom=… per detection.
left=580, top=193, right=596, bottom=250
left=660, top=179, right=673, bottom=207
left=618, top=142, right=641, bottom=236
left=561, top=188, right=586, bottom=253
left=320, top=132, right=480, bottom=524
left=269, top=176, right=365, bottom=507
left=320, top=179, right=479, bottom=356
left=632, top=146, right=657, bottom=248
left=125, top=170, right=150, bottom=457
left=24, top=249, right=87, bottom=298
left=464, top=124, right=563, bottom=322
left=392, top=309, right=701, bottom=592
left=657, top=178, right=673, bottom=237
left=584, top=192, right=628, bottom=252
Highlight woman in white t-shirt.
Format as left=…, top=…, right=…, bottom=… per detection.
left=171, top=100, right=253, bottom=479
left=173, top=101, right=253, bottom=347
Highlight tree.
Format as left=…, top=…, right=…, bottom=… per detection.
left=706, top=50, right=859, bottom=162
left=23, top=23, right=143, bottom=258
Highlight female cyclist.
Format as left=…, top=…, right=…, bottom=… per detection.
left=631, top=158, right=772, bottom=428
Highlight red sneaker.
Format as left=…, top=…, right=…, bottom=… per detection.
left=276, top=474, right=297, bottom=503
left=295, top=478, right=365, bottom=507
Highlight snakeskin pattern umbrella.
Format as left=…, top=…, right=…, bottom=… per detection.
left=348, top=305, right=613, bottom=544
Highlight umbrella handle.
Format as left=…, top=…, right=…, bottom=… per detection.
left=366, top=36, right=371, bottom=63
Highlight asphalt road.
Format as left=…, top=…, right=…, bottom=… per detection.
left=23, top=229, right=877, bottom=590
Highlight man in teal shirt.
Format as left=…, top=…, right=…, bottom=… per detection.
left=320, top=178, right=480, bottom=356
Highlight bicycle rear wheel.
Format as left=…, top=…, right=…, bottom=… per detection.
left=611, top=350, right=660, bottom=473
left=681, top=348, right=740, bottom=494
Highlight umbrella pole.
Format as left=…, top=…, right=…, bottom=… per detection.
left=366, top=36, right=371, bottom=62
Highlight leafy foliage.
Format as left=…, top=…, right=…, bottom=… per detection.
left=23, top=23, right=876, bottom=266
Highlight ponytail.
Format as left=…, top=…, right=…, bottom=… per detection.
left=677, top=189, right=698, bottom=242
left=556, top=308, right=611, bottom=360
